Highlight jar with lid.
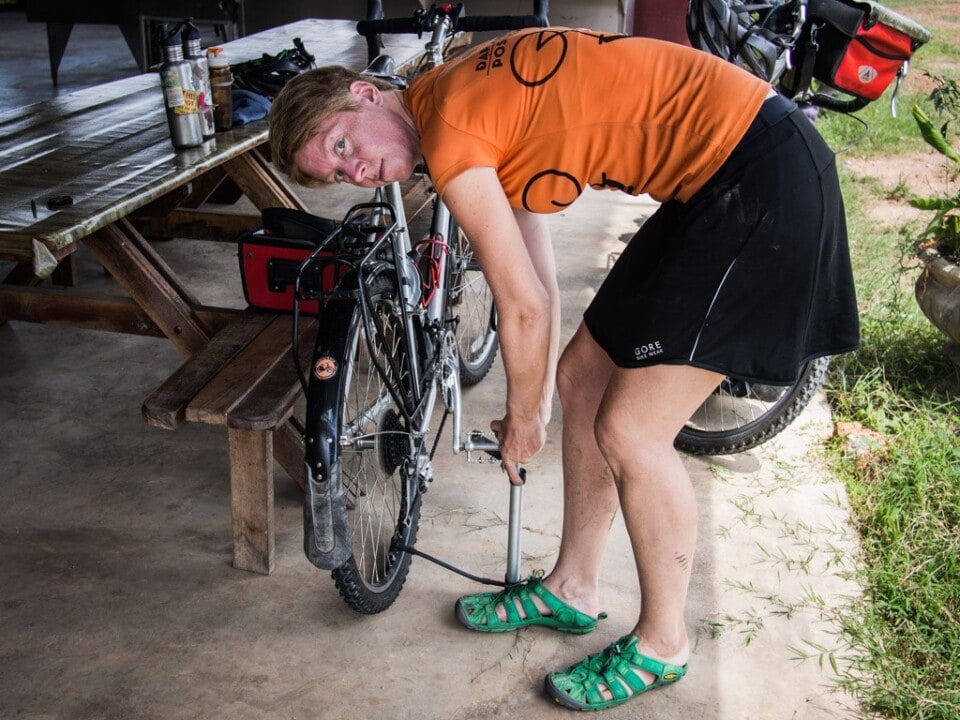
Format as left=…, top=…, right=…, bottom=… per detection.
left=207, top=47, right=234, bottom=132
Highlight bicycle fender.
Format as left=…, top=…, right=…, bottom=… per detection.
left=302, top=302, right=355, bottom=570
left=303, top=461, right=352, bottom=570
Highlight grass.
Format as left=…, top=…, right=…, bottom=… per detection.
left=812, top=5, right=960, bottom=714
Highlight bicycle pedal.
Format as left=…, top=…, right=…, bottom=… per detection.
left=464, top=431, right=501, bottom=463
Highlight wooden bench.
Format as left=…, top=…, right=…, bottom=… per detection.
left=143, top=311, right=316, bottom=574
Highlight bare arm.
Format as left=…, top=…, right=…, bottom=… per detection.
left=442, top=167, right=553, bottom=484
left=513, top=206, right=560, bottom=425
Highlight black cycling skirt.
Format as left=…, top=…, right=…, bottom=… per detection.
left=583, top=94, right=860, bottom=385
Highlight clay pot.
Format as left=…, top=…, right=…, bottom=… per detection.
left=916, top=246, right=960, bottom=344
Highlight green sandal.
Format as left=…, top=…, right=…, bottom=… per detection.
left=455, top=573, right=600, bottom=634
left=544, top=634, right=687, bottom=711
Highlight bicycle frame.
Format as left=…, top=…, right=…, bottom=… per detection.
left=292, top=3, right=548, bottom=605
left=356, top=9, right=506, bottom=462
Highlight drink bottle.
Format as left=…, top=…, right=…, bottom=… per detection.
left=159, top=26, right=204, bottom=149
left=206, top=47, right=234, bottom=132
left=182, top=18, right=216, bottom=139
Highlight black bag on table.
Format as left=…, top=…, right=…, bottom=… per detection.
left=231, top=37, right=316, bottom=99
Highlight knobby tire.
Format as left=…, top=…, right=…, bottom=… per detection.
left=675, top=356, right=830, bottom=455
left=310, top=276, right=424, bottom=613
left=447, top=219, right=498, bottom=386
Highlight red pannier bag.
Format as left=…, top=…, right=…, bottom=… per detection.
left=238, top=208, right=341, bottom=315
left=785, top=0, right=931, bottom=102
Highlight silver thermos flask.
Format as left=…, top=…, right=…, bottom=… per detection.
left=182, top=18, right=216, bottom=139
left=159, top=26, right=205, bottom=149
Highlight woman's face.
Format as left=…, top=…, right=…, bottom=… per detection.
left=294, top=83, right=420, bottom=187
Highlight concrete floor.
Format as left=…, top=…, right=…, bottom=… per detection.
left=1, top=10, right=862, bottom=720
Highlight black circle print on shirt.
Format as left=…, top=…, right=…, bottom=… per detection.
left=522, top=170, right=582, bottom=212
left=509, top=30, right=567, bottom=87
left=514, top=30, right=634, bottom=211
left=509, top=30, right=631, bottom=87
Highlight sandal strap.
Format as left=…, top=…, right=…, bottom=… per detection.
left=455, top=572, right=601, bottom=633
left=528, top=577, right=571, bottom=614
left=528, top=577, right=596, bottom=626
left=517, top=586, right=540, bottom=619
left=499, top=579, right=561, bottom=623
left=548, top=635, right=687, bottom=709
left=615, top=635, right=687, bottom=685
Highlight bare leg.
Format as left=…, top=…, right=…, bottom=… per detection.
left=543, top=324, right=620, bottom=617
left=593, top=361, right=722, bottom=664
left=548, top=324, right=722, bottom=698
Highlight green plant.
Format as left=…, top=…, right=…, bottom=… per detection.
left=808, top=5, right=960, bottom=716
left=910, top=73, right=960, bottom=259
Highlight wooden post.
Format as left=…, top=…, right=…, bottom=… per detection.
left=228, top=428, right=276, bottom=574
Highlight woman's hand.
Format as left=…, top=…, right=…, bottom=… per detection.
left=491, top=414, right=546, bottom=485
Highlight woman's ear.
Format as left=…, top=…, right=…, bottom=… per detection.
left=347, top=80, right=384, bottom=106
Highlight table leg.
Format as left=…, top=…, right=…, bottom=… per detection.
left=223, top=147, right=309, bottom=211
left=228, top=427, right=275, bottom=575
left=44, top=22, right=73, bottom=85
left=83, top=220, right=211, bottom=356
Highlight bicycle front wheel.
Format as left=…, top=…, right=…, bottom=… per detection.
left=675, top=356, right=830, bottom=455
left=447, top=220, right=498, bottom=386
left=309, top=278, right=424, bottom=613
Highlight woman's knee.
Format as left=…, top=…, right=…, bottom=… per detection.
left=594, top=401, right=643, bottom=463
left=593, top=364, right=723, bottom=467
left=557, top=326, right=611, bottom=414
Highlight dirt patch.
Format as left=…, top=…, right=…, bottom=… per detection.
left=897, top=0, right=960, bottom=37
left=840, top=150, right=948, bottom=228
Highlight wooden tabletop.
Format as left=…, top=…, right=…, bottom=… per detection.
left=0, top=19, right=425, bottom=276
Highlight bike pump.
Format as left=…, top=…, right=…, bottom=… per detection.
left=463, top=431, right=525, bottom=585
left=506, top=477, right=524, bottom=584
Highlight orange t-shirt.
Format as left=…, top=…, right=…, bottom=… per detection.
left=404, top=28, right=770, bottom=212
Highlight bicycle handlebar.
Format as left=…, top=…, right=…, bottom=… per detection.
left=357, top=1, right=549, bottom=37
left=457, top=13, right=549, bottom=32
left=804, top=92, right=870, bottom=114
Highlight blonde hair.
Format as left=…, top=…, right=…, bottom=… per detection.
left=269, top=66, right=394, bottom=187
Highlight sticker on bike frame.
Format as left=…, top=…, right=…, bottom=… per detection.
left=313, top=357, right=338, bottom=380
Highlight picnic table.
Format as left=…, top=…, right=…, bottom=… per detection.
left=0, top=18, right=426, bottom=575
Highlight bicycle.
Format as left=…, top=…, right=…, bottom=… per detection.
left=288, top=0, right=839, bottom=615
left=291, top=2, right=549, bottom=614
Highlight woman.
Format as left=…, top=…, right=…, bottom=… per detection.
left=269, top=27, right=859, bottom=711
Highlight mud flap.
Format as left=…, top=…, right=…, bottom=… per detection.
left=303, top=461, right=351, bottom=569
